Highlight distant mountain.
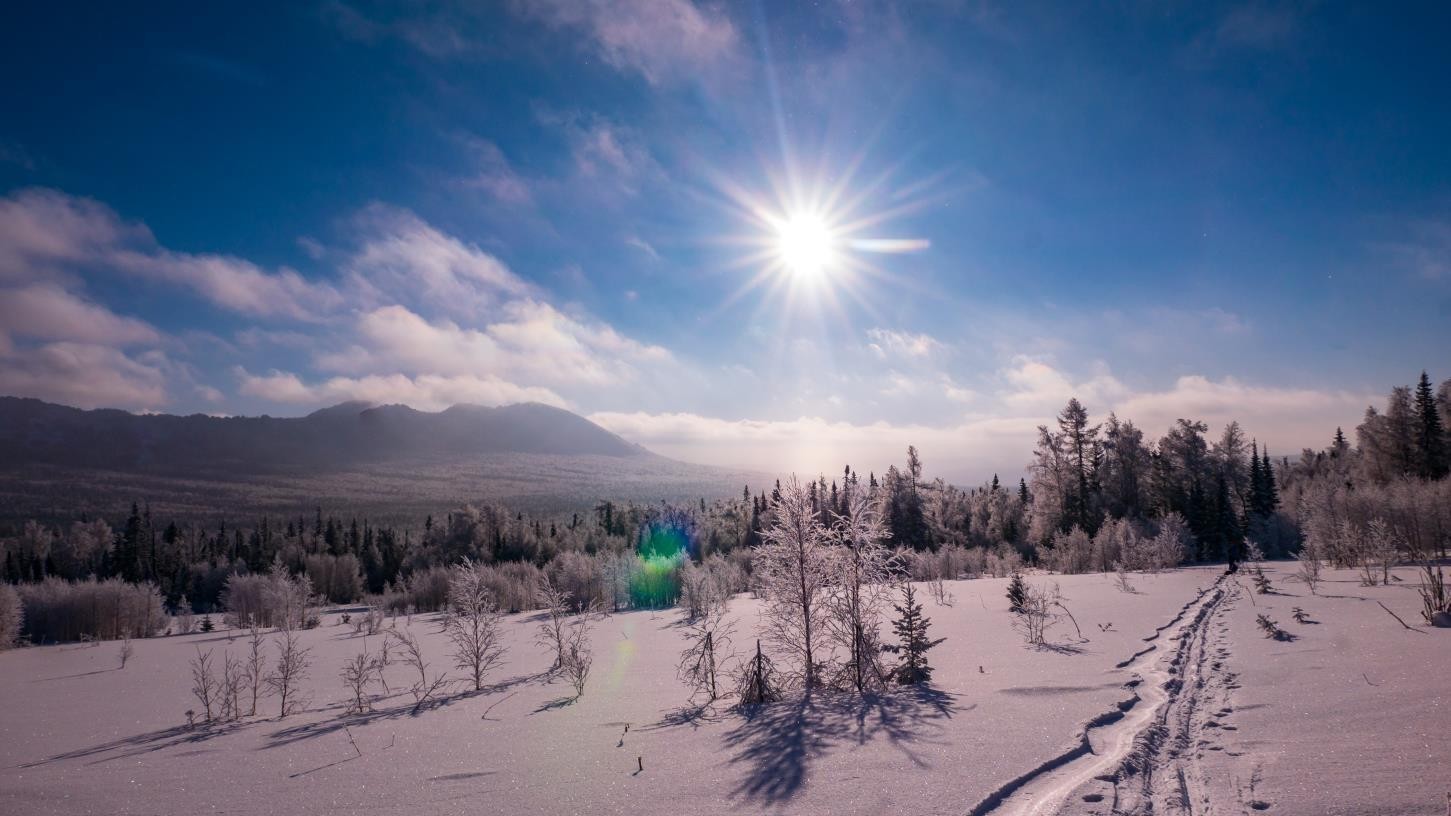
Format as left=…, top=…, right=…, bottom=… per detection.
left=0, top=397, right=646, bottom=473
left=0, top=398, right=758, bottom=525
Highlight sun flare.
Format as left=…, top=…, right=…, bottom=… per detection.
left=774, top=212, right=838, bottom=280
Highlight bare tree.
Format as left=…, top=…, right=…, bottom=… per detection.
left=561, top=619, right=593, bottom=699
left=755, top=476, right=836, bottom=691
left=243, top=622, right=268, bottom=716
left=824, top=484, right=894, bottom=693
left=265, top=628, right=311, bottom=718
left=189, top=647, right=218, bottom=722
left=388, top=628, right=450, bottom=713
left=678, top=605, right=734, bottom=703
left=118, top=636, right=134, bottom=668
left=339, top=643, right=382, bottom=715
left=219, top=652, right=245, bottom=721
left=445, top=560, right=506, bottom=691
left=535, top=575, right=573, bottom=673
left=1013, top=581, right=1064, bottom=646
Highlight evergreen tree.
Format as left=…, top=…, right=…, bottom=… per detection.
left=882, top=583, right=944, bottom=685
left=1018, top=478, right=1030, bottom=505
left=1415, top=371, right=1448, bottom=478
left=1006, top=572, right=1028, bottom=614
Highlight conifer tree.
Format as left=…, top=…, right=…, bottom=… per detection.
left=1006, top=572, right=1028, bottom=613
left=1415, top=371, right=1448, bottom=478
left=882, top=583, right=944, bottom=685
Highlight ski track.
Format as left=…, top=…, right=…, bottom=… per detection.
left=966, top=574, right=1245, bottom=816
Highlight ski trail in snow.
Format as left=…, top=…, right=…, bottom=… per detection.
left=966, top=575, right=1233, bottom=816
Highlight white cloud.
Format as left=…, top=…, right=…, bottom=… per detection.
left=236, top=367, right=564, bottom=412
left=514, top=0, right=739, bottom=86
left=459, top=138, right=533, bottom=205
left=0, top=283, right=159, bottom=346
left=0, top=339, right=168, bottom=410
left=344, top=205, right=531, bottom=319
left=866, top=327, right=944, bottom=359
left=0, top=188, right=341, bottom=320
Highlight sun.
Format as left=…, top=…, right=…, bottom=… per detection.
left=774, top=212, right=838, bottom=280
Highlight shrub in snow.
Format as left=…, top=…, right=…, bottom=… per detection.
left=1255, top=614, right=1285, bottom=640
left=266, top=628, right=312, bottom=718
left=561, top=619, right=593, bottom=700
left=189, top=647, right=218, bottom=722
left=678, top=605, right=733, bottom=703
left=735, top=640, right=781, bottom=707
left=1291, top=607, right=1310, bottom=624
left=0, top=583, right=22, bottom=649
left=1112, top=562, right=1136, bottom=594
left=1251, top=567, right=1272, bottom=594
left=1012, top=581, right=1064, bottom=646
left=339, top=645, right=383, bottom=715
left=388, top=628, right=450, bottom=713
left=17, top=577, right=164, bottom=643
left=882, top=583, right=944, bottom=685
left=1294, top=543, right=1322, bottom=595
left=1418, top=563, right=1450, bottom=626
left=200, top=615, right=214, bottom=633
left=445, top=560, right=506, bottom=691
left=119, top=637, right=134, bottom=668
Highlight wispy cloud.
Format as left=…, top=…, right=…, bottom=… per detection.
left=511, top=0, right=739, bottom=86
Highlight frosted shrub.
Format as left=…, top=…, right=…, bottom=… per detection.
left=1044, top=527, right=1093, bottom=575
left=1013, top=581, right=1063, bottom=646
left=303, top=553, right=364, bottom=604
left=222, top=567, right=313, bottom=630
left=402, top=566, right=451, bottom=613
left=1295, top=542, right=1322, bottom=594
left=18, top=577, right=165, bottom=643
left=481, top=561, right=546, bottom=613
left=561, top=620, right=593, bottom=699
left=548, top=551, right=604, bottom=612
left=445, top=560, right=506, bottom=691
left=0, top=583, right=22, bottom=649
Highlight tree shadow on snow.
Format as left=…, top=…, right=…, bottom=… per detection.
left=723, top=686, right=959, bottom=805
left=15, top=721, right=247, bottom=769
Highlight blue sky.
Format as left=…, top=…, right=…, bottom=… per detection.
left=1, top=1, right=1448, bottom=480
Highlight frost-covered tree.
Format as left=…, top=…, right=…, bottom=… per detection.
left=445, top=560, right=505, bottom=691
left=266, top=628, right=311, bottom=718
left=754, top=476, right=836, bottom=691
left=0, top=583, right=22, bottom=650
left=826, top=483, right=894, bottom=692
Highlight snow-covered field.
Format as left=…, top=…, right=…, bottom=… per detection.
left=1, top=564, right=1446, bottom=815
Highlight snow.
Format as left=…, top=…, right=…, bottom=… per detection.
left=0, top=565, right=1446, bottom=815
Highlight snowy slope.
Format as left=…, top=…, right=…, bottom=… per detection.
left=0, top=566, right=1445, bottom=816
